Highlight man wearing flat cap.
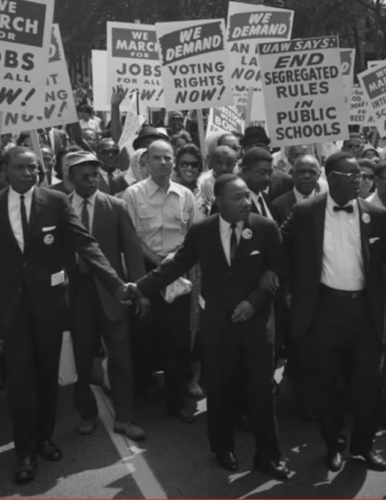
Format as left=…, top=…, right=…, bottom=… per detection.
left=66, top=151, right=149, bottom=441
left=0, top=147, right=131, bottom=484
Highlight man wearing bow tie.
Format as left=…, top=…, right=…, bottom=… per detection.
left=282, top=151, right=386, bottom=472
left=125, top=174, right=290, bottom=480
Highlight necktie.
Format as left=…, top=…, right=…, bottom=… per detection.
left=108, top=172, right=114, bottom=194
left=20, top=195, right=28, bottom=245
left=79, top=199, right=90, bottom=273
left=333, top=205, right=354, bottom=213
left=230, top=223, right=238, bottom=265
left=257, top=195, right=268, bottom=217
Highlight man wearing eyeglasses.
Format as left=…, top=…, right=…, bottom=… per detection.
left=367, top=161, right=386, bottom=209
left=282, top=151, right=386, bottom=473
left=96, top=138, right=122, bottom=195
left=341, top=132, right=365, bottom=159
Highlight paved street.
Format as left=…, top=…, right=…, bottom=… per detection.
left=1, top=377, right=386, bottom=499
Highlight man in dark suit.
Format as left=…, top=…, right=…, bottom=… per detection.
left=126, top=174, right=290, bottom=479
left=39, top=127, right=68, bottom=155
left=66, top=151, right=149, bottom=440
left=282, top=151, right=386, bottom=472
left=95, top=138, right=123, bottom=195
left=271, top=154, right=321, bottom=226
left=239, top=147, right=276, bottom=220
left=0, top=147, right=129, bottom=484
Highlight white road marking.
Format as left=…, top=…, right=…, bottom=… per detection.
left=93, top=386, right=168, bottom=499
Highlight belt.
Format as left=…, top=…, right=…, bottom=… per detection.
left=320, top=284, right=364, bottom=300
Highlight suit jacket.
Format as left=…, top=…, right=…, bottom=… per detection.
left=268, top=169, right=293, bottom=202
left=68, top=191, right=146, bottom=321
left=50, top=128, right=68, bottom=154
left=98, top=169, right=123, bottom=195
left=0, top=187, right=124, bottom=336
left=137, top=213, right=283, bottom=347
left=281, top=193, right=386, bottom=341
left=271, top=190, right=297, bottom=226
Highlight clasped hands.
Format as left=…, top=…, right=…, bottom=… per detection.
left=115, top=283, right=150, bottom=319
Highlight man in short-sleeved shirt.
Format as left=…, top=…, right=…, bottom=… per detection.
left=124, top=140, right=196, bottom=422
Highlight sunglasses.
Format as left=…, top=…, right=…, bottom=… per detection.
left=179, top=161, right=200, bottom=169
left=361, top=173, right=374, bottom=181
left=330, top=171, right=363, bottom=181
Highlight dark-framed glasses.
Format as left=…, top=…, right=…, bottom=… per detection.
left=330, top=171, right=363, bottom=181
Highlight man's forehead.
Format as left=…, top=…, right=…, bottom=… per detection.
left=11, top=151, right=38, bottom=164
left=338, top=158, right=359, bottom=171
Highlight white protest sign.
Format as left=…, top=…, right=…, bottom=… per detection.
left=107, top=22, right=164, bottom=113
left=92, top=50, right=133, bottom=112
left=156, top=19, right=233, bottom=111
left=368, top=60, right=383, bottom=69
left=2, top=24, right=78, bottom=134
left=349, top=84, right=374, bottom=126
left=227, top=2, right=294, bottom=106
left=118, top=92, right=145, bottom=154
left=340, top=49, right=355, bottom=99
left=206, top=105, right=244, bottom=136
left=0, top=0, right=54, bottom=114
left=246, top=82, right=268, bottom=130
left=358, top=63, right=386, bottom=134
left=258, top=36, right=349, bottom=147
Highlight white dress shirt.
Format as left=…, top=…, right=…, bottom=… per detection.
left=249, top=190, right=274, bottom=220
left=320, top=194, right=365, bottom=291
left=219, top=216, right=244, bottom=265
left=8, top=186, right=34, bottom=252
left=71, top=190, right=98, bottom=233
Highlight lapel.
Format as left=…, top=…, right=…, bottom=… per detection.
left=210, top=215, right=231, bottom=269
left=234, top=214, right=254, bottom=263
left=313, top=194, right=327, bottom=275
left=92, top=192, right=104, bottom=237
left=357, top=198, right=371, bottom=279
left=0, top=188, right=22, bottom=255
left=27, top=187, right=45, bottom=238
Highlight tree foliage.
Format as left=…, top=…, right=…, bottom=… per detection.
left=55, top=0, right=386, bottom=72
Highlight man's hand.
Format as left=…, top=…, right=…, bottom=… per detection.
left=232, top=300, right=255, bottom=323
left=111, top=86, right=128, bottom=107
left=135, top=298, right=151, bottom=319
left=114, top=284, right=132, bottom=304
left=260, top=270, right=280, bottom=295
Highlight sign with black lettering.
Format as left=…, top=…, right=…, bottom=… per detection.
left=258, top=36, right=349, bottom=146
left=206, top=105, right=244, bottom=136
left=2, top=24, right=78, bottom=133
left=0, top=0, right=54, bottom=114
left=227, top=2, right=293, bottom=106
left=107, top=22, right=164, bottom=112
left=358, top=63, right=386, bottom=134
left=156, top=19, right=233, bottom=111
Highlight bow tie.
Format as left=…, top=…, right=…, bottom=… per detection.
left=333, top=205, right=354, bottom=213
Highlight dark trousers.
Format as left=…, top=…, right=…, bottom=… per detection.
left=3, top=291, right=62, bottom=458
left=72, top=274, right=134, bottom=422
left=138, top=292, right=191, bottom=411
left=306, top=287, right=383, bottom=454
left=204, top=321, right=281, bottom=462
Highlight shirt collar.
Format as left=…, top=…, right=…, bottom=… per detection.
left=326, top=193, right=357, bottom=215
left=293, top=187, right=315, bottom=202
left=72, top=189, right=98, bottom=207
left=145, top=177, right=182, bottom=198
left=9, top=185, right=34, bottom=201
left=219, top=215, right=244, bottom=231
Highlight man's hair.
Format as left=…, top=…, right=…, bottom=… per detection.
left=214, top=173, right=240, bottom=197
left=4, top=146, right=36, bottom=167
left=96, top=137, right=117, bottom=152
left=210, top=145, right=237, bottom=161
left=325, top=151, right=355, bottom=176
left=241, top=146, right=272, bottom=171
left=375, top=160, right=386, bottom=177
left=217, top=133, right=237, bottom=146
left=294, top=154, right=320, bottom=170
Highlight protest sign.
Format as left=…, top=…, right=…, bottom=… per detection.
left=227, top=2, right=294, bottom=106
left=246, top=82, right=267, bottom=130
left=118, top=91, right=145, bottom=155
left=340, top=49, right=355, bottom=99
left=368, top=60, right=383, bottom=69
left=92, top=50, right=133, bottom=113
left=0, top=0, right=54, bottom=114
left=107, top=22, right=164, bottom=113
left=206, top=105, right=244, bottom=136
left=349, top=84, right=374, bottom=126
left=258, top=36, right=349, bottom=147
left=156, top=19, right=233, bottom=111
left=358, top=63, right=386, bottom=134
left=2, top=24, right=78, bottom=134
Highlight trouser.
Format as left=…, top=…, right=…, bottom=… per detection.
left=204, top=321, right=281, bottom=462
left=306, top=286, right=383, bottom=454
left=72, top=274, right=134, bottom=422
left=4, top=291, right=62, bottom=457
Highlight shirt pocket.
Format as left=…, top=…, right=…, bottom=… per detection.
left=136, top=208, right=156, bottom=232
left=174, top=211, right=190, bottom=234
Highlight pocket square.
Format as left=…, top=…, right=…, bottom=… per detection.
left=42, top=226, right=56, bottom=232
left=369, top=237, right=380, bottom=244
left=250, top=250, right=260, bottom=256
